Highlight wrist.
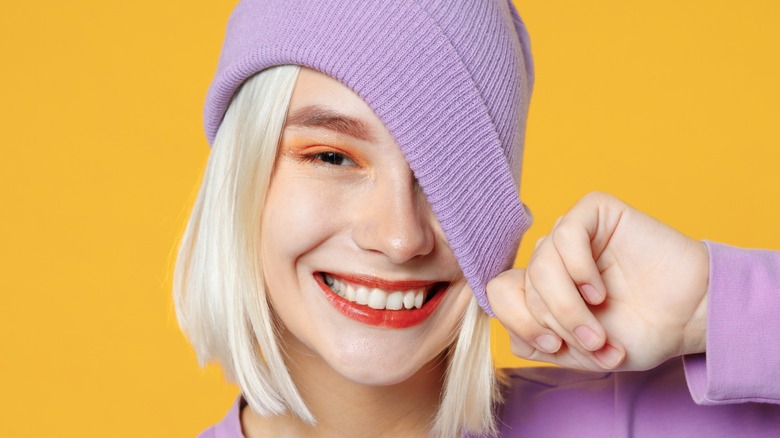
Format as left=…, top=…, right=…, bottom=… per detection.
left=681, top=240, right=710, bottom=356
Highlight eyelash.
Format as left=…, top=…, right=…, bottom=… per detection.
left=303, top=150, right=357, bottom=167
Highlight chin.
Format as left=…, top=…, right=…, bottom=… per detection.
left=334, top=363, right=422, bottom=386
left=324, top=341, right=449, bottom=387
left=305, top=316, right=455, bottom=387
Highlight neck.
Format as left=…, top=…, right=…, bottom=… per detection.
left=241, top=331, right=448, bottom=438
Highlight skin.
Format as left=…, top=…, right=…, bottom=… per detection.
left=487, top=192, right=711, bottom=372
left=244, top=67, right=473, bottom=437
left=239, top=69, right=712, bottom=436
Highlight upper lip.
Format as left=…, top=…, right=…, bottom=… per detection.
left=318, top=272, right=448, bottom=291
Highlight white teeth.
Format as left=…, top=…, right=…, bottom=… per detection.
left=345, top=284, right=356, bottom=302
left=368, top=288, right=386, bottom=309
left=386, top=291, right=404, bottom=310
left=403, top=291, right=415, bottom=309
left=414, top=290, right=424, bottom=309
left=322, top=274, right=435, bottom=311
left=355, top=286, right=370, bottom=305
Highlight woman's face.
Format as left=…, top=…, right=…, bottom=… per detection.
left=260, top=68, right=472, bottom=386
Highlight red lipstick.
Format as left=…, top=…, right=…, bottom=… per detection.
left=314, top=273, right=449, bottom=329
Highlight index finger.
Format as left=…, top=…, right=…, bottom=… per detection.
left=552, top=192, right=627, bottom=304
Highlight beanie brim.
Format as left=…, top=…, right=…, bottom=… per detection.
left=204, top=0, right=534, bottom=316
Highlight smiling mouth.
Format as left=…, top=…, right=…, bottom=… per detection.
left=314, top=272, right=450, bottom=328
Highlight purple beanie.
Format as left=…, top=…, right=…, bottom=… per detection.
left=204, top=0, right=534, bottom=316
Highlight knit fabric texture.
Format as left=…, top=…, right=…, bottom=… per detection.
left=204, top=0, right=534, bottom=316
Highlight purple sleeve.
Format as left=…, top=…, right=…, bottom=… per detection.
left=683, top=241, right=780, bottom=405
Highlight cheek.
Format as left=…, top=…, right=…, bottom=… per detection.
left=260, top=172, right=348, bottom=265
left=258, top=173, right=338, bottom=362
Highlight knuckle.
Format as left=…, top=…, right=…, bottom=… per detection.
left=526, top=261, right=548, bottom=287
left=487, top=269, right=522, bottom=293
left=583, top=191, right=606, bottom=201
left=549, top=300, right=579, bottom=322
left=525, top=292, right=549, bottom=320
left=552, top=221, right=578, bottom=244
left=539, top=313, right=560, bottom=333
left=582, top=191, right=615, bottom=206
left=509, top=315, right=540, bottom=337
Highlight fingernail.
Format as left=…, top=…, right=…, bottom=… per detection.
left=574, top=325, right=602, bottom=351
left=535, top=334, right=561, bottom=353
left=594, top=344, right=624, bottom=369
left=579, top=284, right=601, bottom=303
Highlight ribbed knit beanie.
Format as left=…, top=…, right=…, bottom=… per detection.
left=204, top=0, right=534, bottom=316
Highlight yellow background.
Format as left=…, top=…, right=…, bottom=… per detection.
left=2, top=0, right=779, bottom=436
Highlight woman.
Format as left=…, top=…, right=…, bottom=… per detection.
left=176, top=0, right=780, bottom=436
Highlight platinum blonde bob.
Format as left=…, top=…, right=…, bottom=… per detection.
left=174, top=65, right=501, bottom=437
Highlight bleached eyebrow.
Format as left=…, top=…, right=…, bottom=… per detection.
left=284, top=104, right=375, bottom=142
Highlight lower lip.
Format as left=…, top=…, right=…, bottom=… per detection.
left=314, top=274, right=448, bottom=329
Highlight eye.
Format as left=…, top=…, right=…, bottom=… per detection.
left=313, top=151, right=356, bottom=166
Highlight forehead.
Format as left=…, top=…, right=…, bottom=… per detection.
left=285, top=67, right=397, bottom=144
left=289, top=69, right=378, bottom=121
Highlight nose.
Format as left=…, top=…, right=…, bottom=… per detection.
left=351, top=171, right=436, bottom=265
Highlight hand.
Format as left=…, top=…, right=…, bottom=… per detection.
left=487, top=192, right=710, bottom=371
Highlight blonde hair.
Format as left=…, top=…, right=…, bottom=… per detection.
left=174, top=65, right=500, bottom=437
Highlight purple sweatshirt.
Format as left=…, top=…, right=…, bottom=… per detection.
left=199, top=242, right=780, bottom=437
